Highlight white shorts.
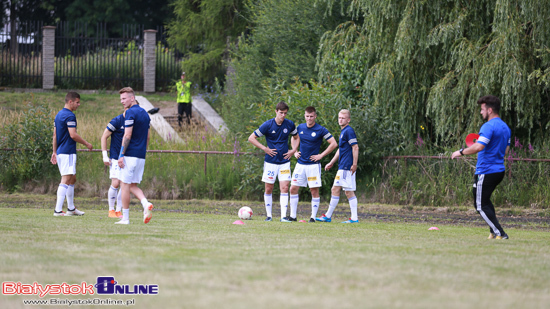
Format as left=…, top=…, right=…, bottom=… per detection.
left=333, top=169, right=356, bottom=191
left=109, top=159, right=121, bottom=179
left=262, top=162, right=292, bottom=184
left=119, top=156, right=146, bottom=184
left=291, top=163, right=322, bottom=188
left=57, top=154, right=76, bottom=176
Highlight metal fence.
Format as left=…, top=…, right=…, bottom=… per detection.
left=0, top=21, right=43, bottom=88
left=0, top=21, right=183, bottom=91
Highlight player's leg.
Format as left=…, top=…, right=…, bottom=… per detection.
left=306, top=163, right=322, bottom=221
left=54, top=154, right=78, bottom=216
left=261, top=162, right=278, bottom=221
left=177, top=103, right=184, bottom=127
left=474, top=173, right=507, bottom=238
left=116, top=181, right=131, bottom=224
left=128, top=158, right=153, bottom=224
left=317, top=170, right=344, bottom=222
left=289, top=163, right=306, bottom=220
left=278, top=162, right=292, bottom=222
left=184, top=103, right=192, bottom=124
left=108, top=159, right=120, bottom=217
left=54, top=174, right=72, bottom=216
left=310, top=187, right=320, bottom=222
left=340, top=170, right=358, bottom=223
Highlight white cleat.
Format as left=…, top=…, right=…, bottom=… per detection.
left=143, top=204, right=153, bottom=224
left=115, top=220, right=130, bottom=225
left=65, top=208, right=85, bottom=216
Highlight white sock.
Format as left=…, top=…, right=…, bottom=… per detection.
left=66, top=184, right=75, bottom=210
left=108, top=186, right=117, bottom=211
left=311, top=197, right=320, bottom=219
left=122, top=208, right=130, bottom=221
left=290, top=194, right=299, bottom=219
left=55, top=184, right=68, bottom=212
left=325, top=196, right=340, bottom=218
left=115, top=188, right=122, bottom=212
left=349, top=196, right=358, bottom=221
left=280, top=193, right=288, bottom=219
left=140, top=198, right=151, bottom=210
left=264, top=194, right=273, bottom=218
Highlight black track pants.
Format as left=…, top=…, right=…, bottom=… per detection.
left=472, top=171, right=506, bottom=236
left=178, top=103, right=192, bottom=126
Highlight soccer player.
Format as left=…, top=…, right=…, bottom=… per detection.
left=50, top=91, right=93, bottom=216
left=451, top=95, right=510, bottom=239
left=248, top=101, right=299, bottom=222
left=100, top=108, right=127, bottom=218
left=115, top=87, right=154, bottom=225
left=287, top=106, right=337, bottom=222
left=176, top=72, right=192, bottom=127
left=316, top=109, right=359, bottom=223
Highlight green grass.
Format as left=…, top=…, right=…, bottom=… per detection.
left=1, top=196, right=549, bottom=309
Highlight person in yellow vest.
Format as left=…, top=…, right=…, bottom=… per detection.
left=176, top=72, right=192, bottom=127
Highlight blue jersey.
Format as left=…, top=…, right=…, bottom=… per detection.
left=254, top=118, right=297, bottom=164
left=124, top=105, right=150, bottom=159
left=54, top=108, right=77, bottom=155
left=338, top=125, right=358, bottom=170
left=475, top=117, right=511, bottom=175
left=296, top=123, right=332, bottom=165
left=106, top=114, right=125, bottom=160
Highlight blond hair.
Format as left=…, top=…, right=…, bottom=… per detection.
left=339, top=109, right=351, bottom=119
left=119, top=87, right=135, bottom=97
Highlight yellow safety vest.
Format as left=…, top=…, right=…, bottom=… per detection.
left=177, top=81, right=192, bottom=103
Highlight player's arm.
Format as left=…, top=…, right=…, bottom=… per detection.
left=248, top=132, right=277, bottom=157
left=505, top=145, right=509, bottom=156
left=451, top=142, right=485, bottom=159
left=350, top=144, right=359, bottom=174
left=68, top=127, right=93, bottom=151
left=118, top=126, right=133, bottom=168
left=147, top=130, right=150, bottom=148
left=284, top=134, right=299, bottom=160
left=50, top=126, right=57, bottom=165
left=101, top=128, right=112, bottom=166
left=310, top=136, right=337, bottom=162
left=325, top=149, right=340, bottom=171
left=292, top=134, right=301, bottom=159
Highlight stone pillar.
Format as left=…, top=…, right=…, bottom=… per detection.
left=143, top=30, right=157, bottom=93
left=42, top=26, right=56, bottom=90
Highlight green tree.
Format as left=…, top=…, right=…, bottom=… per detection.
left=166, top=0, right=249, bottom=86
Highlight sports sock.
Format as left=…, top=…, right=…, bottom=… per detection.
left=122, top=208, right=130, bottom=221
left=55, top=184, right=68, bottom=212
left=325, top=196, right=340, bottom=218
left=264, top=194, right=272, bottom=218
left=349, top=196, right=358, bottom=221
left=280, top=193, right=288, bottom=219
left=66, top=184, right=75, bottom=210
left=311, top=197, right=320, bottom=219
left=140, top=198, right=151, bottom=210
left=108, top=186, right=117, bottom=211
left=289, top=194, right=299, bottom=218
left=115, top=187, right=122, bottom=212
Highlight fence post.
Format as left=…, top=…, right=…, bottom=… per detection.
left=42, top=26, right=56, bottom=90
left=143, top=29, right=157, bottom=93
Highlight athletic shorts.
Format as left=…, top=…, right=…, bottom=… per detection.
left=109, top=158, right=121, bottom=180
left=291, top=163, right=322, bottom=188
left=333, top=169, right=356, bottom=191
left=119, top=156, right=146, bottom=184
left=57, top=154, right=77, bottom=176
left=262, top=162, right=292, bottom=184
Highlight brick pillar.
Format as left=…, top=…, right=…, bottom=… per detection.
left=42, top=26, right=56, bottom=90
left=143, top=30, right=157, bottom=93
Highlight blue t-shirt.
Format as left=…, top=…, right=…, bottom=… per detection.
left=54, top=108, right=77, bottom=155
left=106, top=114, right=125, bottom=160
left=296, top=123, right=333, bottom=165
left=124, top=105, right=150, bottom=159
left=254, top=118, right=297, bottom=164
left=475, top=117, right=511, bottom=175
left=338, top=125, right=358, bottom=170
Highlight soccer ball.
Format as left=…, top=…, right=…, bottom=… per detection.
left=238, top=206, right=253, bottom=220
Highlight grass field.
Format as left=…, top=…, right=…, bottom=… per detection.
left=1, top=194, right=549, bottom=309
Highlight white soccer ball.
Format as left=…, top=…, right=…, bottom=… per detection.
left=238, top=206, right=253, bottom=220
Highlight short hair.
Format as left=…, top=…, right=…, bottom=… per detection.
left=339, top=109, right=351, bottom=119
left=65, top=91, right=80, bottom=103
left=119, top=87, right=135, bottom=97
left=276, top=101, right=289, bottom=111
left=477, top=95, right=501, bottom=114
left=305, top=106, right=316, bottom=114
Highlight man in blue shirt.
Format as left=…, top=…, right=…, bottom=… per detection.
left=452, top=95, right=511, bottom=239
left=101, top=108, right=127, bottom=218
left=317, top=109, right=360, bottom=223
left=115, top=87, right=154, bottom=225
left=288, top=106, right=337, bottom=222
left=50, top=92, right=93, bottom=216
left=248, top=101, right=299, bottom=222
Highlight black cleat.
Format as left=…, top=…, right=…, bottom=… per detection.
left=285, top=216, right=297, bottom=222
left=265, top=217, right=272, bottom=222
left=308, top=218, right=315, bottom=223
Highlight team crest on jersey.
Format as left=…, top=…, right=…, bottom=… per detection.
left=283, top=129, right=288, bottom=133
left=311, top=132, right=316, bottom=137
